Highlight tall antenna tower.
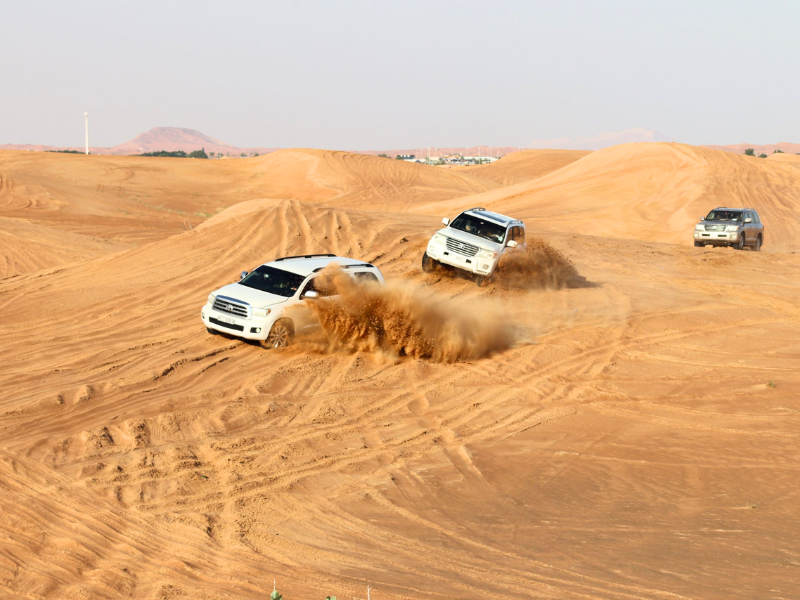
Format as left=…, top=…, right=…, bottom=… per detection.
left=84, top=112, right=89, bottom=155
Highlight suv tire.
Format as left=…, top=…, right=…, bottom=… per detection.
left=207, top=327, right=219, bottom=335
left=421, top=252, right=438, bottom=273
left=694, top=241, right=704, bottom=247
left=737, top=235, right=746, bottom=251
left=754, top=235, right=762, bottom=252
left=475, top=275, right=490, bottom=287
left=265, top=319, right=293, bottom=349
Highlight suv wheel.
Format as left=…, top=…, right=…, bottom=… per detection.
left=421, top=252, right=438, bottom=273
left=265, top=319, right=293, bottom=349
left=737, top=234, right=746, bottom=250
left=754, top=235, right=762, bottom=251
left=694, top=241, right=704, bottom=247
left=207, top=327, right=219, bottom=335
left=475, top=275, right=490, bottom=287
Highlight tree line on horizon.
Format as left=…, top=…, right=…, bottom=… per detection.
left=134, top=149, right=261, bottom=159
left=743, top=148, right=800, bottom=158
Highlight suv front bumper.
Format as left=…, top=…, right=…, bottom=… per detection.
left=201, top=303, right=276, bottom=341
left=427, top=241, right=497, bottom=275
left=694, top=230, right=742, bottom=245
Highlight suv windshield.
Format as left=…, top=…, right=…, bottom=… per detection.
left=705, top=210, right=743, bottom=222
left=239, top=265, right=305, bottom=297
left=450, top=213, right=506, bottom=243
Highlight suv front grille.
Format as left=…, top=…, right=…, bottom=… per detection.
left=445, top=237, right=479, bottom=257
left=704, top=224, right=727, bottom=231
left=213, top=297, right=249, bottom=318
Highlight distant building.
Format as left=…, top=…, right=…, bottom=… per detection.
left=396, top=154, right=415, bottom=160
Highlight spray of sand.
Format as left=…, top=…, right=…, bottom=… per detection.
left=290, top=268, right=518, bottom=362
left=493, top=239, right=586, bottom=289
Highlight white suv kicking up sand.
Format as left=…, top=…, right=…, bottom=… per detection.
left=201, top=254, right=386, bottom=347
left=422, top=207, right=525, bottom=286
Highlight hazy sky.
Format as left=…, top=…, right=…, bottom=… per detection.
left=2, top=0, right=798, bottom=149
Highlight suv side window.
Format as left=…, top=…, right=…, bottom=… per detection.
left=507, top=226, right=525, bottom=244
left=353, top=271, right=379, bottom=284
left=301, top=275, right=336, bottom=298
left=752, top=212, right=760, bottom=224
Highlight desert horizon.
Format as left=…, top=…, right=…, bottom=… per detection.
left=4, top=125, right=800, bottom=159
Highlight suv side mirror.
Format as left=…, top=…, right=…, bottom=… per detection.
left=744, top=217, right=753, bottom=223
left=304, top=290, right=319, bottom=299
left=507, top=240, right=518, bottom=248
left=442, top=217, right=450, bottom=226
left=240, top=271, right=248, bottom=280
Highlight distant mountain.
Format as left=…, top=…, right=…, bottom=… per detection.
left=113, top=127, right=230, bottom=154
left=0, top=127, right=277, bottom=157
left=527, top=128, right=674, bottom=150
left=702, top=142, right=800, bottom=156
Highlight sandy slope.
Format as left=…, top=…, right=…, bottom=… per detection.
left=2, top=145, right=800, bottom=598
left=0, top=149, right=496, bottom=278
left=768, top=152, right=800, bottom=168
left=416, top=143, right=800, bottom=252
left=457, top=149, right=591, bottom=185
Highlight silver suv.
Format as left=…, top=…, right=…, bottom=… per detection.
left=694, top=207, right=764, bottom=251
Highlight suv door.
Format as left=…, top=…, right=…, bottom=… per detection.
left=742, top=212, right=753, bottom=243
left=753, top=212, right=764, bottom=237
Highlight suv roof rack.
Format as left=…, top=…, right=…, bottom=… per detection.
left=274, top=254, right=337, bottom=262
left=312, top=263, right=373, bottom=273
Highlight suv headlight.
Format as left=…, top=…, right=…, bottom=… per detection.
left=432, top=233, right=446, bottom=245
left=252, top=308, right=271, bottom=318
left=725, top=225, right=740, bottom=232
left=477, top=249, right=497, bottom=259
left=208, top=294, right=216, bottom=305
left=695, top=224, right=704, bottom=231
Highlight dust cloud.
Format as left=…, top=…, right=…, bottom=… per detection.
left=293, top=268, right=518, bottom=362
left=494, top=239, right=586, bottom=289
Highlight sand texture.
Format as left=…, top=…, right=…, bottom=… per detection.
left=458, top=149, right=591, bottom=186
left=2, top=144, right=800, bottom=599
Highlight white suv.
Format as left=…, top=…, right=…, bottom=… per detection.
left=422, top=208, right=525, bottom=286
left=201, top=254, right=385, bottom=347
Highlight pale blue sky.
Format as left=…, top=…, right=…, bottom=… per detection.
left=2, top=0, right=798, bottom=149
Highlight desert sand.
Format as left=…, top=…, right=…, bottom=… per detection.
left=2, top=144, right=800, bottom=599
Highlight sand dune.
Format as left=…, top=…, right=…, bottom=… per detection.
left=417, top=143, right=800, bottom=251
left=458, top=149, right=591, bottom=185
left=240, top=148, right=499, bottom=209
left=0, top=148, right=496, bottom=277
left=2, top=145, right=800, bottom=598
left=768, top=152, right=800, bottom=168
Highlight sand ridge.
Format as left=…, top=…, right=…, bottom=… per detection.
left=2, top=144, right=800, bottom=598
left=414, top=143, right=800, bottom=251
left=457, top=149, right=591, bottom=186
left=0, top=148, right=497, bottom=278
